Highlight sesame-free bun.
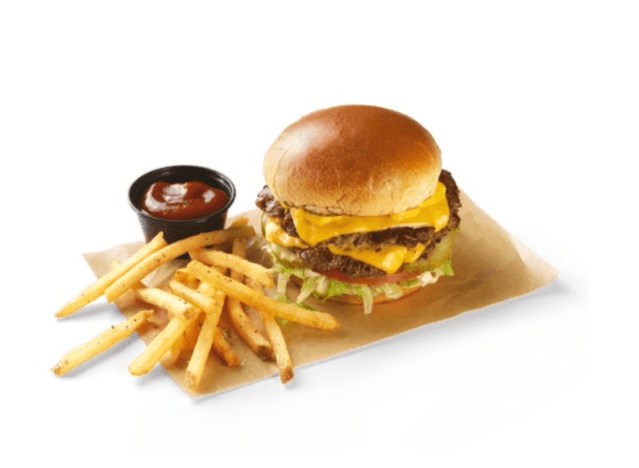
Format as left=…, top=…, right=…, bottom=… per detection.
left=263, top=105, right=442, bottom=216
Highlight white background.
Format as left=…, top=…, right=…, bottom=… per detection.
left=1, top=1, right=634, bottom=466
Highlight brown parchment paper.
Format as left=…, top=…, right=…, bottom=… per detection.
left=83, top=192, right=559, bottom=397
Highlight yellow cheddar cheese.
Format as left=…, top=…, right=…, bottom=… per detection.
left=264, top=217, right=427, bottom=274
left=265, top=182, right=449, bottom=273
left=290, top=182, right=449, bottom=246
left=264, top=218, right=309, bottom=248
left=328, top=244, right=426, bottom=274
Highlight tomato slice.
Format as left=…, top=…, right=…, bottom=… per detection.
left=317, top=269, right=420, bottom=287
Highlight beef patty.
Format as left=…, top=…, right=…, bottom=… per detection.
left=256, top=170, right=462, bottom=278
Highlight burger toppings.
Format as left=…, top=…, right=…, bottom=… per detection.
left=288, top=180, right=450, bottom=246
left=256, top=169, right=461, bottom=313
left=271, top=262, right=445, bottom=314
left=256, top=169, right=461, bottom=278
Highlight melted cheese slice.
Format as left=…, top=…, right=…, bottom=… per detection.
left=289, top=181, right=450, bottom=246
left=264, top=217, right=428, bottom=274
left=265, top=183, right=450, bottom=273
left=328, top=244, right=426, bottom=274
left=264, top=218, right=309, bottom=248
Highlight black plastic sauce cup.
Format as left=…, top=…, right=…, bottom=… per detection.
left=129, top=165, right=236, bottom=244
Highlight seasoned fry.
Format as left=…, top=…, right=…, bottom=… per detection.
left=161, top=311, right=205, bottom=366
left=248, top=280, right=294, bottom=383
left=55, top=233, right=167, bottom=318
left=188, top=248, right=274, bottom=289
left=185, top=297, right=225, bottom=389
left=181, top=311, right=206, bottom=350
left=172, top=268, right=200, bottom=289
left=227, top=238, right=273, bottom=360
left=212, top=329, right=240, bottom=367
left=227, top=297, right=273, bottom=360
left=193, top=274, right=240, bottom=366
left=105, top=226, right=255, bottom=302
left=128, top=315, right=196, bottom=376
left=187, top=260, right=340, bottom=331
left=133, top=287, right=199, bottom=320
left=231, top=236, right=247, bottom=266
left=264, top=315, right=294, bottom=383
left=52, top=309, right=154, bottom=376
left=54, top=218, right=343, bottom=391
left=168, top=280, right=222, bottom=315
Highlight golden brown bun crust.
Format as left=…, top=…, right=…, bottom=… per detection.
left=264, top=105, right=442, bottom=216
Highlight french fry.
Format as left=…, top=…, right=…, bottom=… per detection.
left=185, top=295, right=225, bottom=389
left=212, top=329, right=240, bottom=367
left=188, top=248, right=274, bottom=289
left=55, top=233, right=167, bottom=318
left=133, top=287, right=199, bottom=320
left=263, top=315, right=294, bottom=384
left=226, top=297, right=273, bottom=360
left=52, top=309, right=154, bottom=376
left=172, top=268, right=200, bottom=289
left=128, top=315, right=196, bottom=376
left=168, top=280, right=222, bottom=315
left=165, top=267, right=228, bottom=388
left=182, top=311, right=206, bottom=350
left=54, top=216, right=340, bottom=390
left=227, top=238, right=273, bottom=360
left=196, top=280, right=220, bottom=297
left=194, top=272, right=240, bottom=367
left=140, top=275, right=218, bottom=367
left=161, top=344, right=182, bottom=368
left=248, top=280, right=294, bottom=384
left=161, top=311, right=205, bottom=367
left=187, top=260, right=340, bottom=331
left=105, top=226, right=255, bottom=302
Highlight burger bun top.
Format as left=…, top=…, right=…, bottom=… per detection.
left=263, top=105, right=442, bottom=216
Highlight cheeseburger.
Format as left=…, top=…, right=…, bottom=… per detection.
left=256, top=105, right=461, bottom=313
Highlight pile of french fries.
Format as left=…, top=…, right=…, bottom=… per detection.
left=52, top=219, right=339, bottom=390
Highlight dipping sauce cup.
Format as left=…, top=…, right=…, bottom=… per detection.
left=129, top=165, right=236, bottom=244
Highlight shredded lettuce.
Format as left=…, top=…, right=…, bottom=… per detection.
left=298, top=275, right=320, bottom=303
left=321, top=279, right=351, bottom=301
left=268, top=231, right=458, bottom=314
left=400, top=278, right=420, bottom=289
left=271, top=260, right=439, bottom=315
left=437, top=259, right=455, bottom=276
left=356, top=285, right=374, bottom=314
left=380, top=283, right=404, bottom=300
left=271, top=261, right=376, bottom=312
